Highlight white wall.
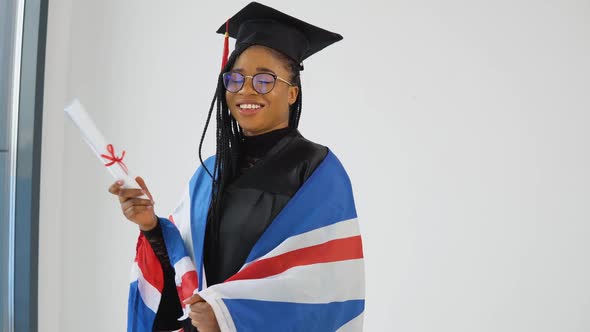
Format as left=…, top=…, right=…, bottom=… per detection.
left=40, top=0, right=590, bottom=331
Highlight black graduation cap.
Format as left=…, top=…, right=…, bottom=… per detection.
left=216, top=2, right=343, bottom=69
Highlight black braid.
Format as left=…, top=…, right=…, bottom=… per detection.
left=197, top=46, right=303, bottom=242
left=288, top=60, right=303, bottom=128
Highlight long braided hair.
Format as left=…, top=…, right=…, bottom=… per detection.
left=198, top=45, right=303, bottom=240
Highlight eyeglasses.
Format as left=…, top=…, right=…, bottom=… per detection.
left=222, top=72, right=293, bottom=94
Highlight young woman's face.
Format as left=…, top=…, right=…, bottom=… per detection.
left=226, top=45, right=299, bottom=136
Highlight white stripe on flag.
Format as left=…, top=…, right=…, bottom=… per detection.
left=201, top=259, right=364, bottom=304
left=130, top=262, right=161, bottom=313
left=241, top=218, right=360, bottom=271
left=171, top=187, right=195, bottom=263
left=336, top=311, right=364, bottom=331
left=211, top=297, right=238, bottom=332
left=173, top=256, right=196, bottom=286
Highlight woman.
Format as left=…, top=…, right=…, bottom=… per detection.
left=109, top=2, right=364, bottom=331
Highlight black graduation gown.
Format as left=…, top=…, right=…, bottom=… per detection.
left=145, top=128, right=328, bottom=331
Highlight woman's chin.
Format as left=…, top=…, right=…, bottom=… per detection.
left=238, top=122, right=263, bottom=136
left=242, top=128, right=264, bottom=136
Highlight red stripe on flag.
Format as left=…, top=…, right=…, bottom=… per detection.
left=135, top=233, right=164, bottom=292
left=176, top=270, right=198, bottom=302
left=169, top=214, right=175, bottom=225
left=226, top=235, right=363, bottom=282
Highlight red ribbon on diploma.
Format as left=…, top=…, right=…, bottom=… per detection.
left=100, top=144, right=128, bottom=174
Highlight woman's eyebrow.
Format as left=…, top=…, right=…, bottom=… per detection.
left=256, top=67, right=276, bottom=73
left=230, top=67, right=276, bottom=74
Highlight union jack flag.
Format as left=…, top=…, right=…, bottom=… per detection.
left=128, top=150, right=365, bottom=331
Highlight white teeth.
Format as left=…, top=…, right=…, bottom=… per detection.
left=239, top=104, right=262, bottom=109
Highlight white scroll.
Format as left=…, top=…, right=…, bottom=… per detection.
left=64, top=99, right=147, bottom=197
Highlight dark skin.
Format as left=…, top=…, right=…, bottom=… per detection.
left=108, top=45, right=298, bottom=332
left=226, top=45, right=299, bottom=137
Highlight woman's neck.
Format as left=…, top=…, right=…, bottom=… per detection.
left=240, top=126, right=293, bottom=159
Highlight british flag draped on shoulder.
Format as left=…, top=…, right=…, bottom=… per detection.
left=128, top=150, right=365, bottom=331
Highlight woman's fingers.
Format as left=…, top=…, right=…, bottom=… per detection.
left=108, top=177, right=157, bottom=230
left=190, top=302, right=209, bottom=313
left=188, top=301, right=220, bottom=332
left=115, top=188, right=147, bottom=204
left=108, top=181, right=123, bottom=195
left=108, top=181, right=146, bottom=200
left=135, top=176, right=153, bottom=201
left=117, top=188, right=145, bottom=198
left=110, top=185, right=155, bottom=215
left=188, top=303, right=207, bottom=323
left=123, top=204, right=153, bottom=219
left=121, top=198, right=153, bottom=211
left=183, top=293, right=205, bottom=305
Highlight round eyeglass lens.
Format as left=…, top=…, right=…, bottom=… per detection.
left=252, top=73, right=276, bottom=94
left=223, top=72, right=245, bottom=93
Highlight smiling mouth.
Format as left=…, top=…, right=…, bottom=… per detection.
left=237, top=103, right=264, bottom=114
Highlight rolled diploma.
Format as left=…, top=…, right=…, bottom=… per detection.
left=64, top=99, right=148, bottom=198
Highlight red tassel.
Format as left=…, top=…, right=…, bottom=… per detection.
left=221, top=20, right=229, bottom=71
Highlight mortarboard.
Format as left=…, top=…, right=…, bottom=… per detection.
left=216, top=2, right=343, bottom=70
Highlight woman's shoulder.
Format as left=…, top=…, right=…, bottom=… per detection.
left=291, top=132, right=352, bottom=185
left=287, top=130, right=329, bottom=168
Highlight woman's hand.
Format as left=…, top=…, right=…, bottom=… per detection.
left=184, top=293, right=221, bottom=332
left=108, top=176, right=157, bottom=231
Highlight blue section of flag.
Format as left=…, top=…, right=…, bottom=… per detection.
left=246, top=150, right=357, bottom=264
left=189, top=156, right=216, bottom=290
left=127, top=281, right=156, bottom=332
left=224, top=298, right=365, bottom=331
left=160, top=217, right=189, bottom=265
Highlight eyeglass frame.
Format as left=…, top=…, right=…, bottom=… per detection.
left=222, top=71, right=294, bottom=95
